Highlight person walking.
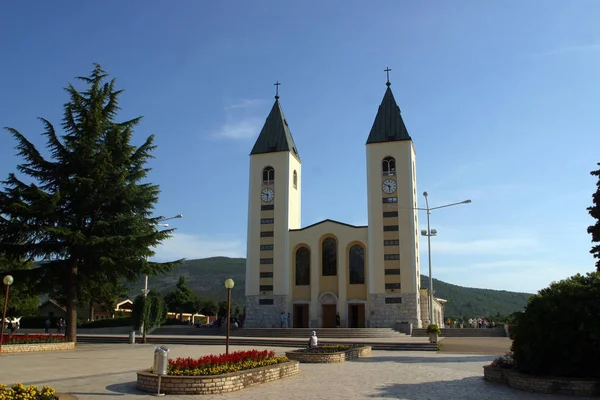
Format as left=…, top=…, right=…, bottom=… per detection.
left=308, top=331, right=318, bottom=348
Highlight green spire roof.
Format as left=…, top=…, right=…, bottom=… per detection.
left=250, top=99, right=300, bottom=159
left=366, top=84, right=412, bottom=144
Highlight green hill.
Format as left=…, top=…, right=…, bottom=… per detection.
left=131, top=256, right=531, bottom=318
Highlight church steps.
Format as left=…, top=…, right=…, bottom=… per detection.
left=411, top=327, right=506, bottom=338
left=76, top=334, right=436, bottom=351
left=230, top=328, right=404, bottom=338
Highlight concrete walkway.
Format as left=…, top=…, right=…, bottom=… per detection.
left=0, top=343, right=578, bottom=399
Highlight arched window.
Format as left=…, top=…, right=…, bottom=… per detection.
left=295, top=246, right=310, bottom=285
left=321, top=237, right=337, bottom=276
left=349, top=244, right=365, bottom=284
left=382, top=157, right=396, bottom=176
left=293, top=170, right=298, bottom=189
left=262, top=166, right=275, bottom=184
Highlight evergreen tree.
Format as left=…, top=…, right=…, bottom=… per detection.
left=589, top=163, right=600, bottom=271
left=164, top=276, right=198, bottom=319
left=132, top=290, right=167, bottom=341
left=0, top=64, right=177, bottom=342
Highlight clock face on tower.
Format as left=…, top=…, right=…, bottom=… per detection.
left=382, top=179, right=397, bottom=194
left=261, top=188, right=274, bottom=202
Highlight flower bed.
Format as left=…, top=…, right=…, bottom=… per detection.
left=1, top=334, right=67, bottom=345
left=0, top=383, right=59, bottom=400
left=137, top=350, right=298, bottom=395
left=484, top=353, right=600, bottom=396
left=285, top=345, right=371, bottom=363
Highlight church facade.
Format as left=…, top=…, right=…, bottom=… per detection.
left=244, top=78, right=444, bottom=329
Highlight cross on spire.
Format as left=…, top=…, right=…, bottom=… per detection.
left=274, top=80, right=281, bottom=100
left=384, top=67, right=392, bottom=87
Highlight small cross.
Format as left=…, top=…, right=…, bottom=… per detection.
left=274, top=81, right=281, bottom=99
left=384, top=67, right=392, bottom=86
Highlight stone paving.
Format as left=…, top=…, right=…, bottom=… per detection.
left=0, top=343, right=580, bottom=399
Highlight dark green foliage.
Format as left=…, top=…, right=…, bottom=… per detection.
left=129, top=257, right=531, bottom=318
left=78, top=317, right=132, bottom=329
left=163, top=276, right=198, bottom=317
left=0, top=64, right=178, bottom=342
left=511, top=272, right=600, bottom=378
left=198, top=299, right=218, bottom=316
left=0, top=255, right=39, bottom=317
left=588, top=163, right=600, bottom=271
left=132, top=290, right=167, bottom=332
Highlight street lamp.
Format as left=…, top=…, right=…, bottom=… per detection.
left=224, top=278, right=235, bottom=355
left=419, top=192, right=471, bottom=326
left=0, top=275, right=14, bottom=354
left=141, top=214, right=183, bottom=342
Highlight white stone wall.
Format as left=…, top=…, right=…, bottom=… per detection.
left=367, top=293, right=420, bottom=328
left=244, top=295, right=288, bottom=328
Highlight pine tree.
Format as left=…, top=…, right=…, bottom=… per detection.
left=0, top=64, right=177, bottom=342
left=588, top=163, right=600, bottom=271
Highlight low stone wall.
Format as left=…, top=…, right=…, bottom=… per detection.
left=483, top=366, right=600, bottom=396
left=137, top=361, right=299, bottom=395
left=1, top=341, right=75, bottom=353
left=285, top=346, right=371, bottom=363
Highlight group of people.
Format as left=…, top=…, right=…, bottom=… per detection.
left=44, top=318, right=66, bottom=334
left=445, top=317, right=496, bottom=328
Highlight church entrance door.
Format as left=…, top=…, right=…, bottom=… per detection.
left=322, top=305, right=337, bottom=328
left=293, top=304, right=309, bottom=328
left=348, top=304, right=365, bottom=328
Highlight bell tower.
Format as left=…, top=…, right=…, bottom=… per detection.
left=244, top=83, right=301, bottom=328
left=365, top=69, right=422, bottom=327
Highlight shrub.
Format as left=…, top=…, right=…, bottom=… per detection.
left=78, top=317, right=132, bottom=329
left=511, top=271, right=600, bottom=378
left=0, top=383, right=58, bottom=400
left=426, top=324, right=441, bottom=334
left=162, top=349, right=288, bottom=376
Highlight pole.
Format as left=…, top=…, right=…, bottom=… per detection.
left=425, top=197, right=434, bottom=326
left=226, top=287, right=231, bottom=355
left=0, top=285, right=9, bottom=354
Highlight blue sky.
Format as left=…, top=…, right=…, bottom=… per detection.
left=1, top=1, right=599, bottom=294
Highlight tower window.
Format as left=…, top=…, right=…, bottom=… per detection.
left=262, top=166, right=275, bottom=184
left=382, top=197, right=398, bottom=203
left=321, top=237, right=337, bottom=276
left=383, top=225, right=399, bottom=232
left=385, top=283, right=401, bottom=290
left=295, top=246, right=310, bottom=285
left=382, top=157, right=396, bottom=176
left=384, top=254, right=400, bottom=260
left=293, top=170, right=298, bottom=189
left=260, top=218, right=274, bottom=224
left=349, top=244, right=365, bottom=285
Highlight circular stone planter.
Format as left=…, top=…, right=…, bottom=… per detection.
left=285, top=346, right=371, bottom=363
left=137, top=361, right=299, bottom=395
left=483, top=365, right=600, bottom=396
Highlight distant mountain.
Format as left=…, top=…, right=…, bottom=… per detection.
left=129, top=256, right=532, bottom=318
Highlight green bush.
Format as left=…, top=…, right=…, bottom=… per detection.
left=78, top=317, right=133, bottom=329
left=426, top=324, right=441, bottom=334
left=19, top=316, right=59, bottom=329
left=511, top=272, right=600, bottom=378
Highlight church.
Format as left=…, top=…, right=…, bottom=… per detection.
left=244, top=73, right=445, bottom=329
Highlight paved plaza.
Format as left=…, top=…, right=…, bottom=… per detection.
left=0, top=343, right=579, bottom=399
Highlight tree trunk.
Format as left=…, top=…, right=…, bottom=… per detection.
left=88, top=300, right=94, bottom=321
left=65, top=263, right=78, bottom=342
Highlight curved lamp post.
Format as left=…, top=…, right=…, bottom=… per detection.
left=0, top=275, right=14, bottom=354
left=224, top=278, right=235, bottom=355
left=420, top=192, right=471, bottom=325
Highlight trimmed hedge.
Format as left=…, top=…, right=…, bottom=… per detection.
left=78, top=317, right=133, bottom=329
left=511, top=271, right=600, bottom=378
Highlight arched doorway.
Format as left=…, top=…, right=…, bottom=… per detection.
left=319, top=292, right=337, bottom=328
